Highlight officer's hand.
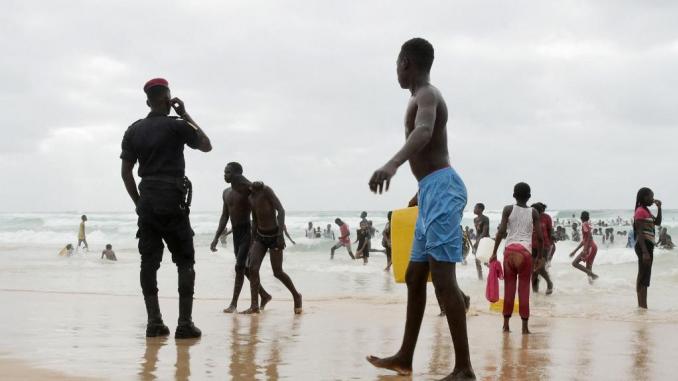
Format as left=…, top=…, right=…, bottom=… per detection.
left=210, top=239, right=218, bottom=253
left=170, top=97, right=187, bottom=117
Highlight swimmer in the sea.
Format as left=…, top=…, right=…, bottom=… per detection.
left=101, top=244, right=117, bottom=261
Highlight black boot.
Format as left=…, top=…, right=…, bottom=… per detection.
left=175, top=297, right=201, bottom=339
left=144, top=296, right=170, bottom=337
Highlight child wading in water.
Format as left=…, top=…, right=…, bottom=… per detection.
left=634, top=187, right=662, bottom=309
left=490, top=182, right=543, bottom=334
left=569, top=211, right=599, bottom=284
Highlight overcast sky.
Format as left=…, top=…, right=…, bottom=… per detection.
left=1, top=0, right=677, bottom=213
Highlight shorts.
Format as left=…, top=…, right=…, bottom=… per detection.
left=254, top=227, right=285, bottom=251
left=579, top=244, right=597, bottom=267
left=635, top=241, right=654, bottom=287
left=410, top=167, right=467, bottom=263
left=232, top=223, right=252, bottom=271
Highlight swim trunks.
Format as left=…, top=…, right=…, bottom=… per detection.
left=254, top=228, right=285, bottom=251
left=410, top=167, right=467, bottom=263
left=635, top=241, right=654, bottom=287
left=232, top=222, right=251, bottom=271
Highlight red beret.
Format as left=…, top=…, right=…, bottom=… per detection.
left=143, top=78, right=169, bottom=93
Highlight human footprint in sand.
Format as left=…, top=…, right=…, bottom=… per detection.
left=210, top=162, right=271, bottom=314
left=366, top=38, right=474, bottom=380
left=230, top=175, right=302, bottom=315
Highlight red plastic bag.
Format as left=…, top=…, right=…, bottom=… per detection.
left=485, top=260, right=503, bottom=303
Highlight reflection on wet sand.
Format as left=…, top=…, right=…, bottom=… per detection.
left=631, top=323, right=650, bottom=381
left=230, top=316, right=260, bottom=380
left=175, top=338, right=200, bottom=381
left=139, top=337, right=166, bottom=380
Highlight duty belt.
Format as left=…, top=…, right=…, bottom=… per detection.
left=141, top=175, right=193, bottom=210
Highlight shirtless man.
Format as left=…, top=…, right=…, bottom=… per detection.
left=210, top=162, right=271, bottom=313
left=366, top=38, right=475, bottom=380
left=472, top=203, right=489, bottom=280
left=231, top=176, right=302, bottom=315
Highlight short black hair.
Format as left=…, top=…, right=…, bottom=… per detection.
left=387, top=211, right=393, bottom=220
left=475, top=203, right=485, bottom=211
left=531, top=202, right=546, bottom=213
left=335, top=218, right=342, bottom=224
left=513, top=182, right=531, bottom=203
left=227, top=162, right=243, bottom=175
left=106, top=244, right=112, bottom=249
left=400, top=38, right=434, bottom=73
left=581, top=211, right=590, bottom=221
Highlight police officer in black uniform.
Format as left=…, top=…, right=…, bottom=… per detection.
left=120, top=78, right=212, bottom=339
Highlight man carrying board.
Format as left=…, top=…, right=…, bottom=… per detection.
left=366, top=38, right=475, bottom=380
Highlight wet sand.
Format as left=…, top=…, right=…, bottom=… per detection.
left=0, top=289, right=676, bottom=380
left=0, top=354, right=99, bottom=381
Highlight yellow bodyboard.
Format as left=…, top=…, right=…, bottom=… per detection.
left=391, top=207, right=432, bottom=283
left=489, top=298, right=520, bottom=313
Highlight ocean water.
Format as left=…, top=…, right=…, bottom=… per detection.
left=1, top=209, right=677, bottom=323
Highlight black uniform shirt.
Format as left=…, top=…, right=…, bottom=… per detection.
left=120, top=111, right=199, bottom=178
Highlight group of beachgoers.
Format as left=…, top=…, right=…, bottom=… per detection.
left=327, top=212, right=391, bottom=266
left=58, top=214, right=117, bottom=261
left=114, top=37, right=668, bottom=379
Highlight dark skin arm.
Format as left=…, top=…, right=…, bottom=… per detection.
left=369, top=90, right=437, bottom=194
left=654, top=199, right=662, bottom=226
left=121, top=160, right=139, bottom=206
left=170, top=98, right=212, bottom=152
left=211, top=190, right=230, bottom=252
left=408, top=192, right=418, bottom=207
left=489, top=206, right=512, bottom=262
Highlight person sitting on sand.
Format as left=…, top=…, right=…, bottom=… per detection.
left=489, top=182, right=543, bottom=334
left=232, top=176, right=302, bottom=315
left=331, top=218, right=355, bottom=259
left=77, top=215, right=88, bottom=252
left=59, top=244, right=74, bottom=257
left=657, top=228, right=674, bottom=250
left=101, top=244, right=117, bottom=261
left=569, top=211, right=600, bottom=284
left=634, top=187, right=662, bottom=309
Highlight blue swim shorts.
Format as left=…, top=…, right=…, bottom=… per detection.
left=410, top=167, right=467, bottom=263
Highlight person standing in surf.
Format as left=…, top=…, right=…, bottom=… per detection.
left=77, top=215, right=89, bottom=252
left=633, top=187, right=662, bottom=309
left=366, top=38, right=475, bottom=380
left=210, top=162, right=272, bottom=313
left=231, top=176, right=302, bottom=315
left=569, top=211, right=599, bottom=284
left=489, top=182, right=543, bottom=334
left=472, top=203, right=489, bottom=280
left=531, top=202, right=554, bottom=295
left=120, top=78, right=212, bottom=339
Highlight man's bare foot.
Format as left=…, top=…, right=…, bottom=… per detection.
left=591, top=273, right=599, bottom=280
left=223, top=305, right=237, bottom=313
left=239, top=307, right=260, bottom=315
left=293, top=294, right=303, bottom=314
left=365, top=355, right=412, bottom=376
left=260, top=294, right=272, bottom=310
left=440, top=367, right=476, bottom=380
left=503, top=324, right=510, bottom=333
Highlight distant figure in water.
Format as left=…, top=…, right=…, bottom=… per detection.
left=305, top=222, right=315, bottom=239
left=473, top=203, right=490, bottom=280
left=315, top=226, right=322, bottom=238
left=101, top=244, right=117, bottom=261
left=59, top=244, right=74, bottom=257
left=657, top=228, right=674, bottom=250
left=490, top=182, right=542, bottom=334
left=355, top=220, right=371, bottom=264
left=531, top=202, right=554, bottom=295
left=234, top=176, right=302, bottom=315
left=571, top=222, right=581, bottom=242
left=331, top=218, right=355, bottom=259
left=77, top=215, right=88, bottom=252
left=626, top=229, right=636, bottom=248
left=382, top=212, right=393, bottom=271
left=323, top=224, right=335, bottom=240
left=634, top=187, right=662, bottom=308
left=569, top=211, right=599, bottom=284
left=366, top=38, right=474, bottom=379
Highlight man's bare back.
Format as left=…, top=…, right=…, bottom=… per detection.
left=249, top=184, right=280, bottom=231
left=404, top=85, right=450, bottom=181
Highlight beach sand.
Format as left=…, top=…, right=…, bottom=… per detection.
left=0, top=289, right=676, bottom=380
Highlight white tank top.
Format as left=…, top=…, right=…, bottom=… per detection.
left=506, top=205, right=534, bottom=251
